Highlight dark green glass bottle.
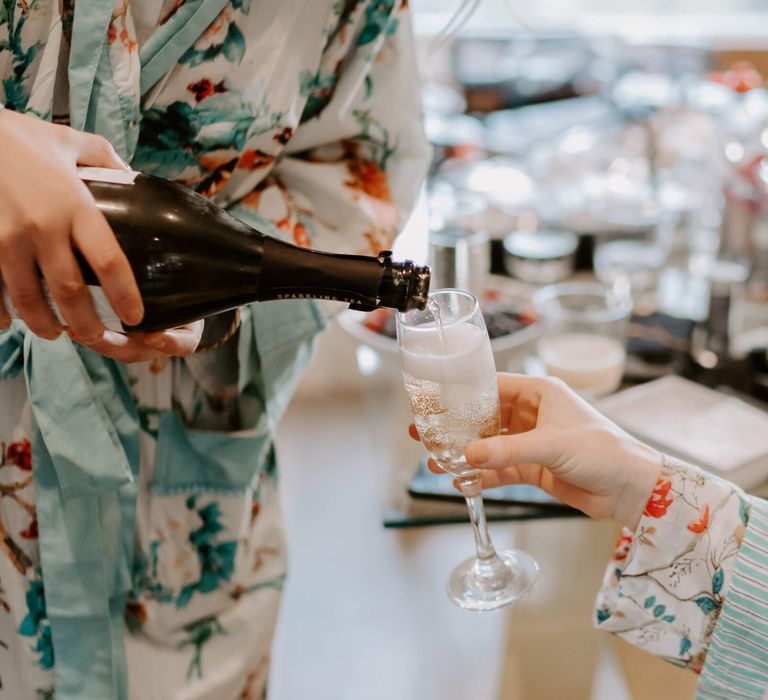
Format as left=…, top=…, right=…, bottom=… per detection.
left=67, top=169, right=429, bottom=332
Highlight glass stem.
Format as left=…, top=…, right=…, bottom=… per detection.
left=459, top=474, right=497, bottom=561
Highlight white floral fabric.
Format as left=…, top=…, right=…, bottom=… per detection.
left=596, top=455, right=751, bottom=675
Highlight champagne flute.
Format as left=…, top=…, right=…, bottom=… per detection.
left=396, top=289, right=539, bottom=611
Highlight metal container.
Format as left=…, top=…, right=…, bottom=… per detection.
left=428, top=226, right=490, bottom=299
left=502, top=229, right=578, bottom=284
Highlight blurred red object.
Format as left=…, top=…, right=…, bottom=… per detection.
left=708, top=61, right=763, bottom=93
left=362, top=307, right=391, bottom=333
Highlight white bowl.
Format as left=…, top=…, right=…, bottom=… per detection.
left=337, top=281, right=541, bottom=372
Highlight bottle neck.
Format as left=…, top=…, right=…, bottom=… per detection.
left=258, top=237, right=384, bottom=307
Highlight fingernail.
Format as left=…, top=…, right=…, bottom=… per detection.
left=124, top=305, right=144, bottom=326
left=466, top=442, right=489, bottom=465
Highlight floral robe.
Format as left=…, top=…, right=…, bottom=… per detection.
left=0, top=1, right=428, bottom=699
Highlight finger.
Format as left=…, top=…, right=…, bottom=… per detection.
left=77, top=330, right=158, bottom=364
left=426, top=458, right=443, bottom=474
left=0, top=253, right=62, bottom=340
left=37, top=248, right=105, bottom=344
left=408, top=424, right=421, bottom=442
left=71, top=131, right=130, bottom=171
left=70, top=195, right=144, bottom=326
left=142, top=323, right=202, bottom=357
left=496, top=372, right=551, bottom=403
left=466, top=429, right=560, bottom=470
left=500, top=401, right=537, bottom=435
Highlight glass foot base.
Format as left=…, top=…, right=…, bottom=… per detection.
left=446, top=549, right=539, bottom=612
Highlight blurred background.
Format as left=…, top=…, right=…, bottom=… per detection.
left=268, top=3, right=768, bottom=699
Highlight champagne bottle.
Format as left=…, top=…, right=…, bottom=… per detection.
left=2, top=168, right=430, bottom=333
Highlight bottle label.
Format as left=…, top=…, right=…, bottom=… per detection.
left=3, top=284, right=124, bottom=333
left=275, top=292, right=355, bottom=303
left=77, top=167, right=139, bottom=185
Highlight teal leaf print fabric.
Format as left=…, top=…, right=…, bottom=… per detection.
left=176, top=497, right=238, bottom=607
left=18, top=576, right=52, bottom=671
left=0, top=1, right=43, bottom=112
left=180, top=20, right=246, bottom=68
left=358, top=0, right=397, bottom=46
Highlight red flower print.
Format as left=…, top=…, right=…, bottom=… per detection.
left=125, top=599, right=147, bottom=626
left=6, top=440, right=31, bottom=471
left=107, top=22, right=117, bottom=44
left=687, top=505, right=710, bottom=533
left=612, top=530, right=633, bottom=562
left=273, top=127, right=293, bottom=145
left=643, top=478, right=674, bottom=518
left=237, top=150, right=276, bottom=171
left=187, top=78, right=227, bottom=103
left=19, top=518, right=38, bottom=539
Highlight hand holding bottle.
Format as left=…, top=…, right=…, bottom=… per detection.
left=0, top=109, right=143, bottom=342
left=414, top=374, right=663, bottom=529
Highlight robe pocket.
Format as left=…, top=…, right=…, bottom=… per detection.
left=151, top=410, right=271, bottom=495
left=134, top=411, right=280, bottom=628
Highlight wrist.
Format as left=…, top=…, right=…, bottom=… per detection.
left=612, top=439, right=663, bottom=530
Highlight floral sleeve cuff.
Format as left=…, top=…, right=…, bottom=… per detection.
left=594, top=455, right=751, bottom=672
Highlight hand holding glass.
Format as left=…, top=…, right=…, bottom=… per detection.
left=397, top=290, right=538, bottom=610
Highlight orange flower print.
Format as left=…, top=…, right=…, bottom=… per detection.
left=196, top=155, right=238, bottom=197
left=643, top=478, right=674, bottom=518
left=293, top=222, right=310, bottom=248
left=241, top=190, right=263, bottom=211
left=274, top=217, right=291, bottom=234
left=107, top=4, right=137, bottom=53
left=345, top=158, right=392, bottom=201
left=687, top=505, right=710, bottom=533
left=237, top=150, right=276, bottom=171
left=201, top=8, right=230, bottom=43
left=363, top=224, right=397, bottom=255
left=187, top=78, right=227, bottom=103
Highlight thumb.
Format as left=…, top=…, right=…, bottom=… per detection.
left=466, top=430, right=560, bottom=470
left=72, top=131, right=131, bottom=171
